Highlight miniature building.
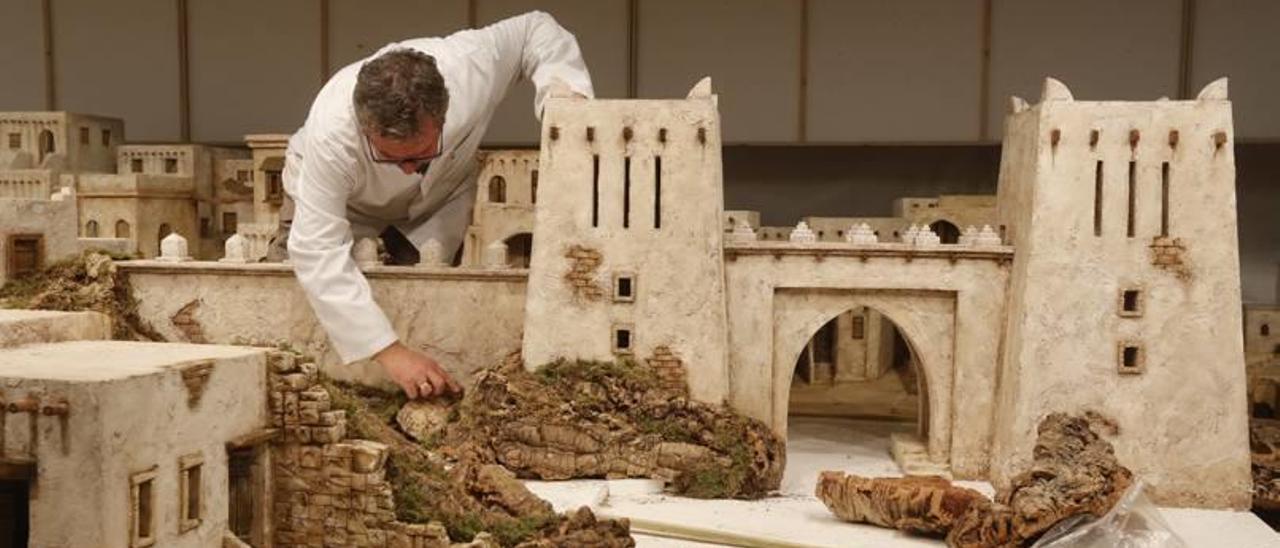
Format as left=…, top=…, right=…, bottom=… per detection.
left=461, top=149, right=539, bottom=267
left=0, top=331, right=273, bottom=547
left=522, top=78, right=730, bottom=402
left=108, top=77, right=1252, bottom=510
left=0, top=187, right=78, bottom=284
left=989, top=78, right=1247, bottom=507
left=71, top=144, right=249, bottom=260
left=239, top=135, right=290, bottom=260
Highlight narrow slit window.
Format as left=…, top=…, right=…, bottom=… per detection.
left=531, top=169, right=539, bottom=204
left=613, top=326, right=633, bottom=354
left=614, top=273, right=635, bottom=302
left=1123, top=346, right=1139, bottom=368
left=654, top=156, right=662, bottom=229
left=591, top=154, right=599, bottom=228
left=180, top=456, right=203, bottom=532
left=1119, top=289, right=1143, bottom=317
left=623, top=157, right=631, bottom=228
left=1161, top=162, right=1170, bottom=236
left=1126, top=161, right=1136, bottom=238
left=1094, top=161, right=1104, bottom=236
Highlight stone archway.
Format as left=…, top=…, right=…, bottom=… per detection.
left=772, top=288, right=955, bottom=464
left=929, top=219, right=961, bottom=244
left=503, top=232, right=533, bottom=268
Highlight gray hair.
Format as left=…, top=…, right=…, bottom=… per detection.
left=353, top=49, right=449, bottom=139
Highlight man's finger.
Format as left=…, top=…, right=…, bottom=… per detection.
left=401, top=379, right=420, bottom=400
left=443, top=374, right=463, bottom=395
left=424, top=370, right=447, bottom=398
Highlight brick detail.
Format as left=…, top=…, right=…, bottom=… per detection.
left=1149, top=236, right=1191, bottom=281
left=266, top=351, right=450, bottom=548
left=563, top=245, right=605, bottom=301
left=645, top=345, right=688, bottom=394
left=170, top=299, right=207, bottom=343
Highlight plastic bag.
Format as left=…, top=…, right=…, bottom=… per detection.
left=1031, top=480, right=1188, bottom=548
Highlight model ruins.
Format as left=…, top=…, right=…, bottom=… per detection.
left=0, top=75, right=1262, bottom=546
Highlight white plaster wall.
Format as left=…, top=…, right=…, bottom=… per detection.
left=723, top=245, right=1010, bottom=478
left=992, top=93, right=1250, bottom=508
left=522, top=95, right=731, bottom=404
left=122, top=262, right=528, bottom=389
left=0, top=196, right=78, bottom=283
left=0, top=342, right=266, bottom=548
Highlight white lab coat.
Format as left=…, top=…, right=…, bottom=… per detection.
left=285, top=11, right=593, bottom=364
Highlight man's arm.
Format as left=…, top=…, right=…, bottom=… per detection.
left=286, top=134, right=399, bottom=364
left=479, top=11, right=595, bottom=116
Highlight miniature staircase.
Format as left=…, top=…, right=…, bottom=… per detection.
left=890, top=431, right=952, bottom=479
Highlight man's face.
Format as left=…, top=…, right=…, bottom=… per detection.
left=366, top=116, right=443, bottom=175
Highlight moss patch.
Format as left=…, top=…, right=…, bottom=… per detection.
left=0, top=250, right=161, bottom=340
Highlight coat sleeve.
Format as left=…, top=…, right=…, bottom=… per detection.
left=286, top=133, right=399, bottom=364
left=478, top=10, right=595, bottom=118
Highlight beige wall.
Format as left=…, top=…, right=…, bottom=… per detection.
left=122, top=262, right=529, bottom=389
left=0, top=196, right=79, bottom=283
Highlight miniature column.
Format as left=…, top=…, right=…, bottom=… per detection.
left=727, top=219, right=757, bottom=244
left=353, top=238, right=381, bottom=269
left=416, top=239, right=448, bottom=267
left=789, top=221, right=817, bottom=243
left=220, top=233, right=251, bottom=264
left=158, top=232, right=192, bottom=262
left=483, top=241, right=509, bottom=269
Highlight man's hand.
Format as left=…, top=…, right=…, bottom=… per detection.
left=375, top=341, right=462, bottom=399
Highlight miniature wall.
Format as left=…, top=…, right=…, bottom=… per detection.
left=1, top=343, right=268, bottom=548
left=0, top=196, right=78, bottom=283
left=722, top=243, right=1012, bottom=479
left=121, top=262, right=528, bottom=389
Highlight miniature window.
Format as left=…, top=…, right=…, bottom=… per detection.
left=7, top=133, right=19, bottom=149
left=613, top=326, right=633, bottom=354
left=1118, top=343, right=1144, bottom=374
left=489, top=175, right=506, bottom=203
left=199, top=217, right=211, bottom=238
left=85, top=220, right=99, bottom=238
left=130, top=468, right=158, bottom=547
left=165, top=158, right=178, bottom=174
left=1264, top=324, right=1271, bottom=337
left=179, top=454, right=203, bottom=533
left=850, top=316, right=865, bottom=340
left=236, top=170, right=251, bottom=183
left=131, top=158, right=144, bottom=173
left=1119, top=289, right=1143, bottom=317
left=102, top=129, right=111, bottom=146
left=531, top=170, right=539, bottom=204
left=223, top=212, right=238, bottom=235
left=613, top=273, right=635, bottom=302
left=116, top=219, right=131, bottom=238
left=79, top=126, right=89, bottom=145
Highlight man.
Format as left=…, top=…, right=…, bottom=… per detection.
left=281, top=12, right=593, bottom=399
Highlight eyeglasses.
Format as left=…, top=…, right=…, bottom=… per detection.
left=365, top=133, right=444, bottom=174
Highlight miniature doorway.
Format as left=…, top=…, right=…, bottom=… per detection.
left=6, top=234, right=44, bottom=279
left=0, top=463, right=34, bottom=547
left=771, top=288, right=954, bottom=466
left=37, top=130, right=54, bottom=165
left=929, top=220, right=961, bottom=244
left=226, top=443, right=269, bottom=547
left=503, top=232, right=532, bottom=268
left=789, top=306, right=924, bottom=428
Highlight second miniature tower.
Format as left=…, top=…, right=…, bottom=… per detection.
left=521, top=79, right=731, bottom=403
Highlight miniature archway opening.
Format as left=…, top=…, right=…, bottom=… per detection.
left=772, top=289, right=954, bottom=466
left=84, top=220, right=99, bottom=238
left=503, top=232, right=533, bottom=268
left=929, top=219, right=961, bottom=244
left=115, top=220, right=131, bottom=239
left=489, top=176, right=507, bottom=203
left=788, top=306, right=925, bottom=431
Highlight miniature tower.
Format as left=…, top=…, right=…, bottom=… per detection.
left=521, top=78, right=730, bottom=403
left=991, top=78, right=1249, bottom=508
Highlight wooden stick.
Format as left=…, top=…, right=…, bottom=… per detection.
left=596, top=511, right=827, bottom=548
